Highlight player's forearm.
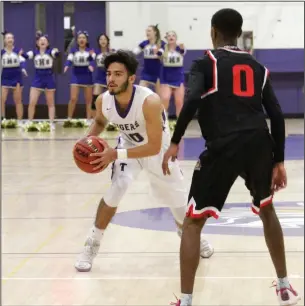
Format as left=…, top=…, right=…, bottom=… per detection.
left=269, top=113, right=286, bottom=163
left=87, top=120, right=106, bottom=136
left=117, top=143, right=161, bottom=159
left=262, top=81, right=286, bottom=163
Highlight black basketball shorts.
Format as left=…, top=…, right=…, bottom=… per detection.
left=186, top=130, right=274, bottom=219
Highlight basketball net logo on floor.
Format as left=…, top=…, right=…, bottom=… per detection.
left=111, top=202, right=304, bottom=237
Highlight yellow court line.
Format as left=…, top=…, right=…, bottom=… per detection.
left=80, top=193, right=101, bottom=209
left=2, top=172, right=54, bottom=284
left=80, top=183, right=111, bottom=209
left=4, top=172, right=52, bottom=205
left=3, top=182, right=111, bottom=282
left=2, top=225, right=64, bottom=284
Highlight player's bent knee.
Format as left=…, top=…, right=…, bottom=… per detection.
left=170, top=206, right=187, bottom=226
left=259, top=203, right=276, bottom=221
left=103, top=193, right=122, bottom=208
left=103, top=177, right=132, bottom=208
left=100, top=198, right=116, bottom=209
left=183, top=215, right=207, bottom=230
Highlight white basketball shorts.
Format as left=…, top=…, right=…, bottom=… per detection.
left=103, top=137, right=187, bottom=209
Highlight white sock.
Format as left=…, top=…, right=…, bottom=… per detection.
left=277, top=277, right=290, bottom=289
left=180, top=293, right=192, bottom=306
left=89, top=226, right=104, bottom=241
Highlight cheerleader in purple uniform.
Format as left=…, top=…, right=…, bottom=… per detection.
left=1, top=31, right=27, bottom=121
left=91, top=33, right=114, bottom=114
left=64, top=31, right=95, bottom=120
left=158, top=31, right=186, bottom=118
left=133, top=25, right=165, bottom=95
left=25, top=34, right=59, bottom=128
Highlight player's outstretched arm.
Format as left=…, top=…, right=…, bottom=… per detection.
left=87, top=94, right=108, bottom=136
left=262, top=75, right=285, bottom=164
left=262, top=71, right=287, bottom=191
left=125, top=93, right=163, bottom=158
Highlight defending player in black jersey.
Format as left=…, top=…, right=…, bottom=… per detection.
left=162, top=8, right=300, bottom=306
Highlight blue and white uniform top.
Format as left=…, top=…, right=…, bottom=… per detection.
left=65, top=47, right=96, bottom=86
left=26, top=48, right=59, bottom=76
left=1, top=47, right=26, bottom=87
left=158, top=44, right=186, bottom=88
left=25, top=48, right=59, bottom=90
left=94, top=48, right=115, bottom=86
left=133, top=40, right=166, bottom=84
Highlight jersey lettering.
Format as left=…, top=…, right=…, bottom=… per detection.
left=120, top=163, right=127, bottom=171
left=118, top=121, right=139, bottom=131
left=232, top=64, right=254, bottom=97
left=127, top=132, right=144, bottom=143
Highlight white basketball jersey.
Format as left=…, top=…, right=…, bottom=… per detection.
left=102, top=85, right=171, bottom=147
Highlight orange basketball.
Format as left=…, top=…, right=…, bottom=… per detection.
left=73, top=136, right=109, bottom=174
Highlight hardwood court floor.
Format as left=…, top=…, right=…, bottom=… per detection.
left=2, top=119, right=304, bottom=305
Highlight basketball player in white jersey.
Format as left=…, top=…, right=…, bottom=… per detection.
left=75, top=50, right=214, bottom=272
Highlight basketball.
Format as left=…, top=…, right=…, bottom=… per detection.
left=73, top=136, right=109, bottom=174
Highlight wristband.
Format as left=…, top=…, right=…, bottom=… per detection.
left=117, top=149, right=128, bottom=159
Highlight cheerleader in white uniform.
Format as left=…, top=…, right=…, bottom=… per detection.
left=1, top=31, right=27, bottom=121
left=64, top=31, right=95, bottom=120
left=25, top=34, right=59, bottom=129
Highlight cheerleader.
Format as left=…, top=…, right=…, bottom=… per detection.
left=133, top=25, right=165, bottom=95
left=64, top=30, right=95, bottom=120
left=25, top=34, right=59, bottom=129
left=91, top=34, right=117, bottom=131
left=1, top=31, right=27, bottom=122
left=158, top=31, right=186, bottom=119
left=91, top=33, right=114, bottom=115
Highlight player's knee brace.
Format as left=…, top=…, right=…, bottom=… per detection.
left=170, top=205, right=187, bottom=226
left=103, top=177, right=131, bottom=208
left=91, top=95, right=98, bottom=110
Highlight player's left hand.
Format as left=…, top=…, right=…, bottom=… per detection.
left=88, top=65, right=94, bottom=72
left=162, top=143, right=179, bottom=176
left=90, top=147, right=117, bottom=171
left=271, top=162, right=287, bottom=192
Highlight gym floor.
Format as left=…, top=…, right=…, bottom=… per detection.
left=2, top=119, right=304, bottom=305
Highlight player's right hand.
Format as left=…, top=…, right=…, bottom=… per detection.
left=271, top=162, right=287, bottom=192
left=162, top=143, right=179, bottom=176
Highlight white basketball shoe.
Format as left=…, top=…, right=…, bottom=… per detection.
left=200, top=237, right=214, bottom=258
left=75, top=236, right=100, bottom=272
left=272, top=281, right=301, bottom=305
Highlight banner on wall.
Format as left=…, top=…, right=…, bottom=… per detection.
left=238, top=31, right=253, bottom=54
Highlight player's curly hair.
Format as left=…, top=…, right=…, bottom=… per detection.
left=211, top=8, right=243, bottom=40
left=104, top=50, right=139, bottom=76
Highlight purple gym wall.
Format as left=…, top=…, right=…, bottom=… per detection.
left=3, top=2, right=304, bottom=118
left=3, top=1, right=106, bottom=117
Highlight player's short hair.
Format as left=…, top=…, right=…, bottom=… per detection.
left=211, top=8, right=243, bottom=39
left=104, top=50, right=138, bottom=76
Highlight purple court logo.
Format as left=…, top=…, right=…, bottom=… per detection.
left=111, top=201, right=304, bottom=237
